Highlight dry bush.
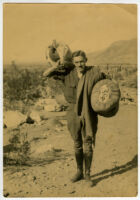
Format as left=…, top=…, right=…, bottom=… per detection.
left=46, top=77, right=64, bottom=97
left=3, top=63, right=137, bottom=113
left=3, top=65, right=47, bottom=112
left=121, top=73, right=137, bottom=88
left=3, top=128, right=30, bottom=166
left=100, top=65, right=137, bottom=88
left=4, top=67, right=43, bottom=101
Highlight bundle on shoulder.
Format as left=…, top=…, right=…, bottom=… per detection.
left=91, top=79, right=121, bottom=117
left=44, top=40, right=74, bottom=77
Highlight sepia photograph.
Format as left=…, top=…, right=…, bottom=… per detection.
left=3, top=3, right=138, bottom=197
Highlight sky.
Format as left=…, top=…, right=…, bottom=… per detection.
left=3, top=3, right=137, bottom=64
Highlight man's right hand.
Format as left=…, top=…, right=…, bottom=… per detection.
left=43, top=66, right=58, bottom=77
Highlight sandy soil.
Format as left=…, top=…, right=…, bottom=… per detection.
left=3, top=104, right=138, bottom=197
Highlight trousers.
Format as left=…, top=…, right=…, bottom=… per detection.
left=66, top=103, right=97, bottom=154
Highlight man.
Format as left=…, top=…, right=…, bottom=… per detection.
left=44, top=50, right=105, bottom=186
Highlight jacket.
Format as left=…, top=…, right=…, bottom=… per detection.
left=64, top=66, right=105, bottom=136
left=50, top=65, right=105, bottom=137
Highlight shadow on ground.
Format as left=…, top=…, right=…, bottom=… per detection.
left=91, top=155, right=138, bottom=187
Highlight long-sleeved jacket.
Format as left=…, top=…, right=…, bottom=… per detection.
left=50, top=65, right=106, bottom=138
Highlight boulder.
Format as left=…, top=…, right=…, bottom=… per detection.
left=31, top=143, right=55, bottom=155
left=44, top=104, right=60, bottom=112
left=35, top=98, right=64, bottom=112
left=4, top=111, right=26, bottom=128
left=43, top=98, right=61, bottom=112
left=55, top=94, right=68, bottom=105
left=30, top=141, right=58, bottom=159
left=28, top=110, right=41, bottom=123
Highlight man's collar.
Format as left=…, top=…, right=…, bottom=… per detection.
left=75, top=66, right=90, bottom=75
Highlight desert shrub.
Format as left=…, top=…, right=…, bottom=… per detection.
left=3, top=128, right=30, bottom=166
left=127, top=68, right=137, bottom=76
left=102, top=64, right=137, bottom=80
left=121, top=70, right=129, bottom=78
left=4, top=63, right=137, bottom=111
left=3, top=66, right=48, bottom=112
left=112, top=72, right=124, bottom=81
left=121, top=74, right=137, bottom=88
left=4, top=67, right=44, bottom=101
left=3, top=63, right=67, bottom=113
left=46, top=77, right=64, bottom=97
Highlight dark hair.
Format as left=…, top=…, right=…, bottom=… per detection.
left=72, top=50, right=87, bottom=61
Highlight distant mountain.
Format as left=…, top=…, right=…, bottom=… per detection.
left=87, top=38, right=137, bottom=65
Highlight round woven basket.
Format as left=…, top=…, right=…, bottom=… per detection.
left=91, top=79, right=121, bottom=117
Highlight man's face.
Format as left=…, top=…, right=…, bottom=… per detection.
left=73, top=56, right=86, bottom=73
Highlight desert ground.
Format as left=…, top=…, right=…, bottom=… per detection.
left=3, top=102, right=137, bottom=197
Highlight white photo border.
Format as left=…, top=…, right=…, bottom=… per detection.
left=0, top=1, right=139, bottom=200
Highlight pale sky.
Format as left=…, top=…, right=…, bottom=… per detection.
left=3, top=4, right=137, bottom=64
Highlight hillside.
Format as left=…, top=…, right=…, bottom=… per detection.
left=87, top=38, right=137, bottom=65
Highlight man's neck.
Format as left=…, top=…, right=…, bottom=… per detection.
left=77, top=70, right=83, bottom=79
left=76, top=67, right=87, bottom=79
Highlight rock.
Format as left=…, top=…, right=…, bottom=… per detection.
left=48, top=118, right=63, bottom=126
left=39, top=144, right=55, bottom=152
left=35, top=98, right=62, bottom=112
left=4, top=111, right=27, bottom=128
left=44, top=104, right=57, bottom=112
left=55, top=94, right=68, bottom=106
left=35, top=98, right=45, bottom=107
left=44, top=99, right=61, bottom=112
left=28, top=111, right=41, bottom=123
left=16, top=171, right=23, bottom=177
left=33, top=176, right=37, bottom=181
left=69, top=190, right=76, bottom=194
left=30, top=142, right=55, bottom=157
left=120, top=87, right=136, bottom=105
left=59, top=120, right=67, bottom=125
left=18, top=190, right=23, bottom=193
left=45, top=86, right=53, bottom=98
left=26, top=116, right=34, bottom=124
left=34, top=105, right=44, bottom=111
left=3, top=123, right=7, bottom=128
left=36, top=98, right=56, bottom=106
left=4, top=192, right=10, bottom=197
left=40, top=190, right=43, bottom=194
